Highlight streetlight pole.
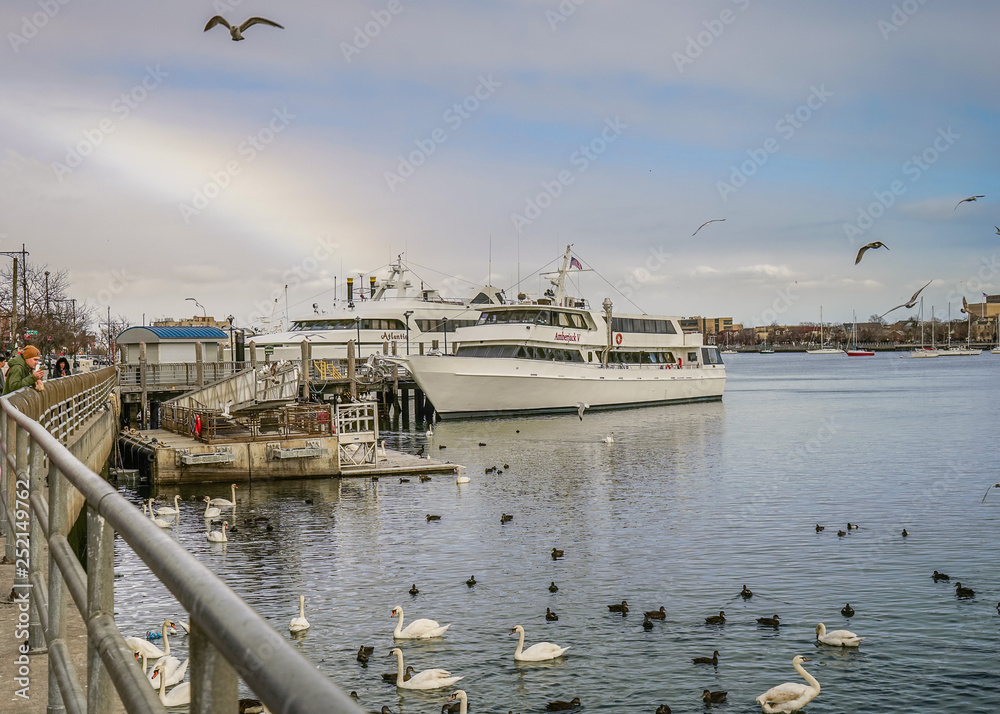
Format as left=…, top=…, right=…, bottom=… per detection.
left=404, top=311, right=413, bottom=355
left=186, top=297, right=207, bottom=319
left=355, top=316, right=361, bottom=356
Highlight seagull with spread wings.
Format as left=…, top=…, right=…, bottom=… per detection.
left=204, top=16, right=284, bottom=41
left=954, top=195, right=984, bottom=210
left=855, top=241, right=889, bottom=265
left=692, top=219, right=725, bottom=236
left=879, top=280, right=932, bottom=319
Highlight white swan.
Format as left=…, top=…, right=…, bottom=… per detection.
left=203, top=497, right=222, bottom=520
left=815, top=622, right=863, bottom=647
left=386, top=648, right=461, bottom=690
left=602, top=432, right=614, bottom=444
left=447, top=690, right=469, bottom=713
left=755, top=655, right=821, bottom=713
left=125, top=635, right=164, bottom=660
left=153, top=663, right=191, bottom=707
left=391, top=605, right=450, bottom=639
left=510, top=624, right=570, bottom=661
left=289, top=594, right=310, bottom=632
left=154, top=495, right=181, bottom=516
left=209, top=484, right=238, bottom=507
left=146, top=620, right=187, bottom=688
left=455, top=466, right=470, bottom=484
left=207, top=521, right=229, bottom=542
left=148, top=500, right=173, bottom=529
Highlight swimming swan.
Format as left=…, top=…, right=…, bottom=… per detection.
left=510, top=624, right=570, bottom=661
left=815, top=622, right=863, bottom=647
left=391, top=605, right=450, bottom=639
left=289, top=594, right=310, bottom=632
left=154, top=495, right=181, bottom=516
left=203, top=497, right=222, bottom=520
left=209, top=484, right=238, bottom=507
left=153, top=663, right=191, bottom=707
left=755, top=655, right=820, bottom=713
left=447, top=690, right=469, bottom=713
left=146, top=620, right=187, bottom=688
left=206, top=521, right=229, bottom=542
left=148, top=500, right=173, bottom=529
left=386, top=647, right=461, bottom=690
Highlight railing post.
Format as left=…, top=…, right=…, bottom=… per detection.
left=196, top=341, right=205, bottom=387
left=27, top=438, right=47, bottom=652
left=47, top=462, right=67, bottom=714
left=13, top=425, right=33, bottom=631
left=189, top=623, right=238, bottom=714
left=86, top=501, right=115, bottom=713
left=1, top=409, right=11, bottom=563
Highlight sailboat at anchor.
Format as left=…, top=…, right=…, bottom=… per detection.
left=806, top=306, right=843, bottom=354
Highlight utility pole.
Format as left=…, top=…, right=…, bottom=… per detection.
left=0, top=249, right=29, bottom=348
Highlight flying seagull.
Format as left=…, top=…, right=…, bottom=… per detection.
left=576, top=402, right=589, bottom=421
left=855, top=241, right=889, bottom=265
left=961, top=296, right=968, bottom=314
left=879, top=279, right=932, bottom=319
left=954, top=195, right=984, bottom=210
left=692, top=218, right=725, bottom=236
left=995, top=226, right=999, bottom=235
left=204, top=16, right=284, bottom=41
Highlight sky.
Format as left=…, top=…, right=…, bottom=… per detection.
left=2, top=0, right=998, bottom=333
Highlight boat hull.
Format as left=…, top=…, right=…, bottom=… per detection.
left=394, top=356, right=726, bottom=419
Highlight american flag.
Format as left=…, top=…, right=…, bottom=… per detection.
left=569, top=257, right=583, bottom=270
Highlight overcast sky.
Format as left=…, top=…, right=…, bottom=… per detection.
left=2, top=0, right=997, bottom=332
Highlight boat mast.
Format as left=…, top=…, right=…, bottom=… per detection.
left=552, top=245, right=573, bottom=306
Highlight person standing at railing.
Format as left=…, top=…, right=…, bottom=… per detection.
left=54, top=356, right=71, bottom=377
left=4, top=345, right=45, bottom=395
left=0, top=351, right=7, bottom=392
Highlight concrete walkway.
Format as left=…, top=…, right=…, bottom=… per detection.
left=0, top=534, right=126, bottom=713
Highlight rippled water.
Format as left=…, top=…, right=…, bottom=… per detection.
left=115, top=353, right=1000, bottom=713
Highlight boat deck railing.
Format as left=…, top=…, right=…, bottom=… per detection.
left=0, top=376, right=363, bottom=714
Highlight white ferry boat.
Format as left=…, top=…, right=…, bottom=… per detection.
left=247, top=257, right=503, bottom=361
left=385, top=246, right=726, bottom=419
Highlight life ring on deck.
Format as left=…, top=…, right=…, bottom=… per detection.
left=614, top=333, right=623, bottom=345
left=194, top=414, right=202, bottom=437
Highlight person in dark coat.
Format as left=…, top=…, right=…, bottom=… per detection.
left=54, top=356, right=71, bottom=377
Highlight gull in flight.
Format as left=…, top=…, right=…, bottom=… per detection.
left=692, top=219, right=725, bottom=236
left=879, top=280, right=932, bottom=319
left=576, top=402, right=589, bottom=421
left=995, top=226, right=999, bottom=235
left=204, top=16, right=284, bottom=41
left=855, top=241, right=889, bottom=265
left=954, top=195, right=984, bottom=210
left=982, top=482, right=1000, bottom=503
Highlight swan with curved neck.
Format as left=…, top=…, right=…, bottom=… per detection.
left=510, top=624, right=570, bottom=661
left=755, top=655, right=821, bottom=713
left=154, top=495, right=181, bottom=516
left=289, top=594, right=310, bottom=632
left=447, top=690, right=469, bottom=713
left=203, top=497, right=222, bottom=520
left=209, top=484, right=238, bottom=507
left=387, top=647, right=462, bottom=690
left=391, top=605, right=450, bottom=639
left=147, top=620, right=188, bottom=688
left=148, top=500, right=172, bottom=528
left=815, top=622, right=863, bottom=647
left=207, top=521, right=229, bottom=543
left=153, top=663, right=191, bottom=706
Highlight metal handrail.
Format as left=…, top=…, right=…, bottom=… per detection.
left=0, top=381, right=363, bottom=713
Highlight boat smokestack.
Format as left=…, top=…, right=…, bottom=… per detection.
left=347, top=277, right=354, bottom=303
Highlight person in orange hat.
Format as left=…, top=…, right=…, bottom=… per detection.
left=4, top=345, right=44, bottom=395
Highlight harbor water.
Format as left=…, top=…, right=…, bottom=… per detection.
left=115, top=352, right=1000, bottom=712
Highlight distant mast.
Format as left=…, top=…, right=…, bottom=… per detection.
left=552, top=245, right=573, bottom=306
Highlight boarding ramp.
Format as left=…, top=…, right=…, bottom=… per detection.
left=167, top=361, right=301, bottom=414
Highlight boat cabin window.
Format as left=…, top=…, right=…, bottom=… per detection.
left=290, top=319, right=359, bottom=331
left=605, top=317, right=678, bottom=334
left=415, top=319, right=477, bottom=333
left=687, top=352, right=698, bottom=363
left=701, top=347, right=723, bottom=365
left=605, top=351, right=676, bottom=364
left=455, top=344, right=584, bottom=362
left=478, top=309, right=590, bottom=329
